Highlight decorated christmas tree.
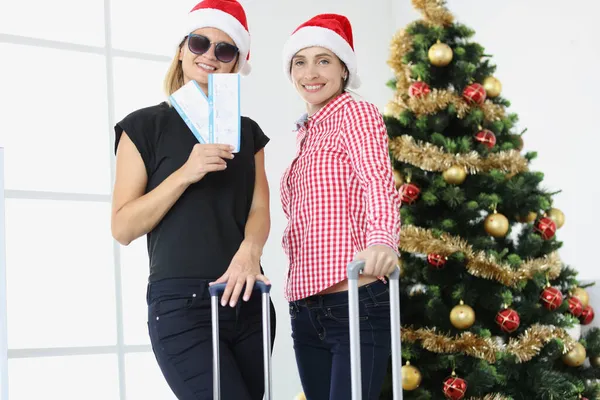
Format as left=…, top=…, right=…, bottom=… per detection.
left=380, top=1, right=600, bottom=399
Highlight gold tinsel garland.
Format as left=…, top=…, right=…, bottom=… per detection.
left=399, top=226, right=562, bottom=287
left=386, top=90, right=506, bottom=121
left=403, top=327, right=498, bottom=362
left=411, top=0, right=454, bottom=27
left=387, top=30, right=413, bottom=94
left=389, top=135, right=528, bottom=175
left=469, top=395, right=512, bottom=400
left=401, top=324, right=576, bottom=364
left=505, top=324, right=576, bottom=363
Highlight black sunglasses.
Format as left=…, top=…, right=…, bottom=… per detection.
left=187, top=33, right=239, bottom=64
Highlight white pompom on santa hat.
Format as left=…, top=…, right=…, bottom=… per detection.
left=179, top=0, right=252, bottom=75
left=282, top=13, right=361, bottom=89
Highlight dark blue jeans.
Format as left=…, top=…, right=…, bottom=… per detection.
left=289, top=280, right=392, bottom=400
left=146, top=278, right=276, bottom=400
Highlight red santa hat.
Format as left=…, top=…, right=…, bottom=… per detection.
left=282, top=13, right=361, bottom=89
left=180, top=0, right=252, bottom=75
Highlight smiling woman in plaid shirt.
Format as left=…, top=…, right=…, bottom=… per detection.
left=281, top=13, right=402, bottom=400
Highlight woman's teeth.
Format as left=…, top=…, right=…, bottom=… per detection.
left=197, top=63, right=216, bottom=71
left=305, top=85, right=323, bottom=91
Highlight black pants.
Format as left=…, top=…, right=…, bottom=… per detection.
left=147, top=278, right=276, bottom=400
left=289, top=280, right=392, bottom=400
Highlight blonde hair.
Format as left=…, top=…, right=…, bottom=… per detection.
left=163, top=39, right=186, bottom=98
left=163, top=37, right=241, bottom=100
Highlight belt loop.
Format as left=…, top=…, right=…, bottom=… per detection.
left=366, top=284, right=378, bottom=306
left=146, top=283, right=152, bottom=305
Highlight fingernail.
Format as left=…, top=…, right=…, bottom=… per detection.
left=221, top=300, right=226, bottom=307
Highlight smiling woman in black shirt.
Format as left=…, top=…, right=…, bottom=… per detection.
left=110, top=1, right=275, bottom=399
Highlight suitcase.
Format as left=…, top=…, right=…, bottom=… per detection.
left=347, top=260, right=403, bottom=400
left=208, top=281, right=273, bottom=400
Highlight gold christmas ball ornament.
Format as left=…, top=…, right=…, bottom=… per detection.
left=483, top=76, right=502, bottom=98
left=590, top=355, right=600, bottom=368
left=572, top=288, right=590, bottom=308
left=428, top=40, right=453, bottom=67
left=450, top=300, right=476, bottom=329
left=294, top=392, right=306, bottom=400
left=484, top=211, right=510, bottom=238
left=401, top=362, right=422, bottom=391
left=562, top=342, right=586, bottom=367
left=393, top=170, right=404, bottom=189
left=442, top=165, right=467, bottom=185
left=547, top=208, right=565, bottom=229
left=516, top=211, right=537, bottom=224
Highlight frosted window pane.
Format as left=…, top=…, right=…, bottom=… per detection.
left=121, top=238, right=151, bottom=346
left=0, top=0, right=105, bottom=47
left=111, top=0, right=193, bottom=56
left=9, top=355, right=119, bottom=400
left=112, top=57, right=170, bottom=124
left=5, top=199, right=117, bottom=349
left=125, top=352, right=177, bottom=400
left=0, top=44, right=111, bottom=195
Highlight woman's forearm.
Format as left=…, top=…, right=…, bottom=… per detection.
left=239, top=205, right=270, bottom=258
left=112, top=168, right=190, bottom=245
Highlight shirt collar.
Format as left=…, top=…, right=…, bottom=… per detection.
left=294, top=92, right=353, bottom=131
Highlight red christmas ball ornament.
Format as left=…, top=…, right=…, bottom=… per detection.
left=463, top=83, right=486, bottom=105
left=581, top=305, right=595, bottom=325
left=427, top=254, right=447, bottom=269
left=535, top=217, right=557, bottom=240
left=443, top=375, right=467, bottom=400
left=474, top=129, right=496, bottom=149
left=399, top=183, right=420, bottom=205
left=409, top=81, right=431, bottom=98
left=496, top=308, right=520, bottom=333
left=540, top=286, right=563, bottom=311
left=568, top=297, right=583, bottom=318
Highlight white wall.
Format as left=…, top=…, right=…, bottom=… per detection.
left=391, top=0, right=600, bottom=280
left=239, top=1, right=396, bottom=398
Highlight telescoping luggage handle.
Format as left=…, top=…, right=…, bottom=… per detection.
left=208, top=281, right=273, bottom=400
left=348, top=261, right=403, bottom=400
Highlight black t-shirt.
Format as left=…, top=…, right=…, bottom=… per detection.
left=114, top=102, right=270, bottom=282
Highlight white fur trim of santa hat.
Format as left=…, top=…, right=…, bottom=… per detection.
left=282, top=15, right=361, bottom=89
left=179, top=0, right=252, bottom=75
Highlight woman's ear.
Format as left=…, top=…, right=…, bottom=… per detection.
left=178, top=41, right=185, bottom=61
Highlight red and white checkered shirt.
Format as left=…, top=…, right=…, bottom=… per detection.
left=280, top=93, right=402, bottom=302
